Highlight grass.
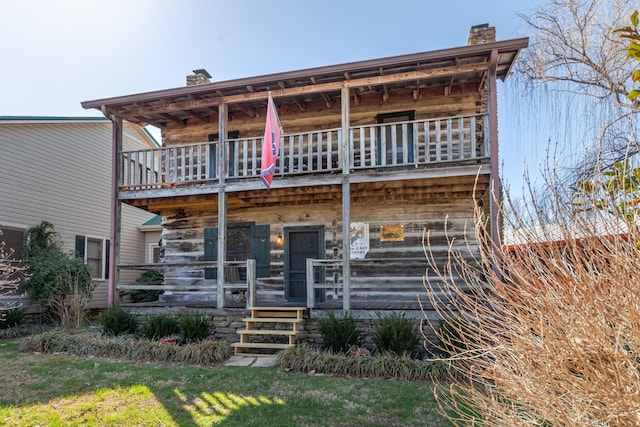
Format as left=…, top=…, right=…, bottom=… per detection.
left=0, top=339, right=451, bottom=426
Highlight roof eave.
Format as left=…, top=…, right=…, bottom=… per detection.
left=81, top=37, right=529, bottom=111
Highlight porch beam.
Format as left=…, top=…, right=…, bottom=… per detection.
left=105, top=112, right=123, bottom=308
left=217, top=103, right=228, bottom=308
left=341, top=86, right=351, bottom=311
left=111, top=63, right=490, bottom=118
left=488, top=49, right=501, bottom=267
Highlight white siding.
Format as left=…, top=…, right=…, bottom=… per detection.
left=0, top=119, right=157, bottom=310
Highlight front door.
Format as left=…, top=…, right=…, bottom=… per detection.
left=284, top=226, right=324, bottom=303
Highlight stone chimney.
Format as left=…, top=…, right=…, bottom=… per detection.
left=467, top=23, right=496, bottom=45
left=186, top=69, right=212, bottom=86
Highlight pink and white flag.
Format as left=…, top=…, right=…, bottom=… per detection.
left=260, top=93, right=281, bottom=189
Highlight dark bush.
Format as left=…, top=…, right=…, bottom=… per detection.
left=100, top=305, right=137, bottom=336
left=179, top=312, right=211, bottom=343
left=318, top=311, right=360, bottom=354
left=373, top=312, right=419, bottom=355
left=0, top=308, right=24, bottom=329
left=141, top=315, right=180, bottom=340
left=130, top=270, right=164, bottom=303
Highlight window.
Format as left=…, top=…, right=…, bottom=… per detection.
left=0, top=226, right=26, bottom=260
left=208, top=131, right=240, bottom=178
left=149, top=244, right=162, bottom=263
left=204, top=223, right=270, bottom=279
left=75, top=235, right=110, bottom=280
left=376, top=111, right=415, bottom=166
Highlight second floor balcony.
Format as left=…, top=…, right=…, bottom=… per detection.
left=119, top=112, right=489, bottom=195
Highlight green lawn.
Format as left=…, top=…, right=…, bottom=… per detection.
left=0, top=339, right=450, bottom=426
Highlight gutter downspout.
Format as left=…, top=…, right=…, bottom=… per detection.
left=102, top=105, right=121, bottom=308
left=488, top=49, right=501, bottom=264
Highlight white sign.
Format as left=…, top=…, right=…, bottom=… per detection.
left=350, top=223, right=370, bottom=259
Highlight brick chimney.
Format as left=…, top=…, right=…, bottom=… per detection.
left=186, top=69, right=212, bottom=86
left=467, top=23, right=496, bottom=45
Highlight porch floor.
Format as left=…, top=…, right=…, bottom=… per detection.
left=120, top=299, right=427, bottom=311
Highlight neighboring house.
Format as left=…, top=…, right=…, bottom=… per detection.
left=82, top=25, right=528, bottom=351
left=0, top=116, right=158, bottom=312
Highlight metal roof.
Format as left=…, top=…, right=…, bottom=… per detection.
left=82, top=37, right=528, bottom=128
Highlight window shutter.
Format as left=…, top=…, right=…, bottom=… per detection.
left=105, top=239, right=110, bottom=279
left=204, top=227, right=218, bottom=279
left=75, top=235, right=85, bottom=260
left=251, top=224, right=271, bottom=278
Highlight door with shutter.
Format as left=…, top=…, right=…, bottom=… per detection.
left=204, top=224, right=270, bottom=280
left=284, top=226, right=324, bottom=303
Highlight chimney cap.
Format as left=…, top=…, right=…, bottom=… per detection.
left=470, top=23, right=490, bottom=30
left=192, top=69, right=212, bottom=79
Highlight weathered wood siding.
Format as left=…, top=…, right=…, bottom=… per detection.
left=158, top=185, right=479, bottom=304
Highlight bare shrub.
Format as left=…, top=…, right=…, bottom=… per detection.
left=426, top=187, right=640, bottom=425
left=0, top=231, right=24, bottom=320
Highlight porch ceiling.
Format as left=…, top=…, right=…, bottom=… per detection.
left=125, top=173, right=489, bottom=213
left=82, top=38, right=528, bottom=129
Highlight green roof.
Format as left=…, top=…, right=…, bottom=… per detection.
left=141, top=215, right=162, bottom=227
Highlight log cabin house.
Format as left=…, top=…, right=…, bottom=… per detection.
left=82, top=25, right=528, bottom=354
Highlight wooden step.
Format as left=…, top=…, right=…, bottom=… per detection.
left=232, top=342, right=295, bottom=355
left=251, top=307, right=305, bottom=319
left=231, top=342, right=294, bottom=349
left=242, top=317, right=302, bottom=323
left=237, top=329, right=297, bottom=336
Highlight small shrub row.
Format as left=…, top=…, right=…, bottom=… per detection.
left=318, top=311, right=420, bottom=356
left=0, top=324, right=51, bottom=340
left=19, top=330, right=230, bottom=365
left=100, top=307, right=212, bottom=344
left=0, top=308, right=25, bottom=329
left=275, top=344, right=444, bottom=381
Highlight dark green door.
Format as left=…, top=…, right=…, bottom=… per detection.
left=284, top=226, right=324, bottom=303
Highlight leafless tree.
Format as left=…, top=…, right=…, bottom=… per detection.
left=515, top=0, right=640, bottom=184
left=0, top=233, right=24, bottom=319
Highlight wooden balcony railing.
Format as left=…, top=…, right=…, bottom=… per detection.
left=119, top=113, right=488, bottom=190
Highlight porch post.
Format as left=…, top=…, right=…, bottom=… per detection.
left=217, top=103, right=227, bottom=308
left=488, top=49, right=501, bottom=256
left=105, top=111, right=122, bottom=308
left=341, top=86, right=351, bottom=311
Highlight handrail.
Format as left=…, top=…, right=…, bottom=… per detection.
left=118, top=113, right=488, bottom=190
left=117, top=259, right=256, bottom=308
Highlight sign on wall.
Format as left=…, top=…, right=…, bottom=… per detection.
left=350, top=223, right=370, bottom=259
left=380, top=224, right=404, bottom=242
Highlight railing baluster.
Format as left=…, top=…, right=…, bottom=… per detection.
left=358, top=126, right=365, bottom=168
left=446, top=118, right=453, bottom=161
left=349, top=128, right=354, bottom=168
left=251, top=138, right=257, bottom=175
left=459, top=117, right=465, bottom=160
left=422, top=121, right=429, bottom=163
left=316, top=132, right=323, bottom=170
left=307, top=133, right=313, bottom=171
left=484, top=115, right=490, bottom=157
left=470, top=116, right=477, bottom=158
left=402, top=123, right=408, bottom=164
left=435, top=120, right=441, bottom=162
left=369, top=126, right=376, bottom=167
left=241, top=139, right=247, bottom=177
left=327, top=131, right=333, bottom=170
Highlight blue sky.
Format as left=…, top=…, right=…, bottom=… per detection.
left=1, top=0, right=546, bottom=195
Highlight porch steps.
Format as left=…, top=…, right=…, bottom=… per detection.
left=232, top=307, right=306, bottom=356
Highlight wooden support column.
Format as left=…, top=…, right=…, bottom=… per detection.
left=217, top=103, right=227, bottom=308
left=341, top=86, right=351, bottom=311
left=105, top=111, right=122, bottom=308
left=488, top=49, right=501, bottom=258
